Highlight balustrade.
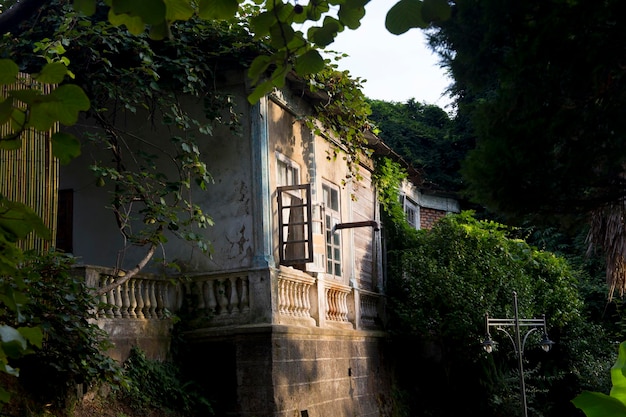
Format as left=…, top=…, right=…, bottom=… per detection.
left=185, top=274, right=250, bottom=317
left=96, top=275, right=179, bottom=320
left=278, top=272, right=314, bottom=319
left=325, top=285, right=350, bottom=322
left=359, top=293, right=380, bottom=326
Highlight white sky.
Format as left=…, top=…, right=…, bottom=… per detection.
left=323, top=0, right=453, bottom=110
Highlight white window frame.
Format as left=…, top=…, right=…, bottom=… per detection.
left=323, top=182, right=342, bottom=278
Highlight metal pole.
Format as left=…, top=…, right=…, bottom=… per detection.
left=513, top=291, right=528, bottom=417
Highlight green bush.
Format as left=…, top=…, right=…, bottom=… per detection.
left=0, top=250, right=123, bottom=408
left=386, top=211, right=612, bottom=417
left=118, top=346, right=212, bottom=416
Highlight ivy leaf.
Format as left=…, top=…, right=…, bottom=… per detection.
left=149, top=21, right=170, bottom=40
left=34, top=62, right=68, bottom=84
left=18, top=327, right=43, bottom=349
left=0, top=386, right=10, bottom=404
left=73, top=0, right=97, bottom=16
left=0, top=60, right=18, bottom=85
left=198, top=0, right=238, bottom=20
left=52, top=132, right=82, bottom=165
left=295, top=50, right=325, bottom=76
left=610, top=341, right=626, bottom=403
left=422, top=0, right=451, bottom=22
left=386, top=0, right=427, bottom=35
left=338, top=0, right=368, bottom=30
left=0, top=99, right=13, bottom=125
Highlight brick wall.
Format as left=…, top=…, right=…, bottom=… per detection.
left=420, top=208, right=448, bottom=230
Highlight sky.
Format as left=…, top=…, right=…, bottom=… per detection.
left=322, top=0, right=453, bottom=110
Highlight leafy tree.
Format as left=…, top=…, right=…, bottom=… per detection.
left=385, top=211, right=612, bottom=417
left=369, top=98, right=470, bottom=193
left=428, top=0, right=626, bottom=295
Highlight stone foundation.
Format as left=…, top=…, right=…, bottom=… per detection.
left=184, top=325, right=393, bottom=417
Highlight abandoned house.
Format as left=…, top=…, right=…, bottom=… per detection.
left=1, top=66, right=459, bottom=416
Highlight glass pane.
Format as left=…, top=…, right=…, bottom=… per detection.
left=334, top=248, right=340, bottom=261
left=334, top=263, right=341, bottom=276
left=333, top=232, right=340, bottom=246
left=331, top=189, right=339, bottom=210
left=327, top=261, right=332, bottom=274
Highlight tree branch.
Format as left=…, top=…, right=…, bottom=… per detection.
left=93, top=242, right=157, bottom=296
left=0, top=0, right=47, bottom=35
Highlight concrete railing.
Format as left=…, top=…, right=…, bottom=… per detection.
left=278, top=270, right=315, bottom=319
left=324, top=282, right=351, bottom=323
left=182, top=272, right=251, bottom=325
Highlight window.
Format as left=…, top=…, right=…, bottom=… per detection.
left=323, top=183, right=341, bottom=277
left=401, top=194, right=420, bottom=230
left=277, top=156, right=299, bottom=187
left=276, top=154, right=312, bottom=267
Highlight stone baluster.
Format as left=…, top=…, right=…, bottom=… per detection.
left=240, top=277, right=250, bottom=313
left=105, top=277, right=116, bottom=318
left=278, top=279, right=286, bottom=315
left=113, top=284, right=122, bottom=318
left=128, top=279, right=138, bottom=318
left=142, top=280, right=151, bottom=318
left=216, top=279, right=229, bottom=315
left=340, top=291, right=348, bottom=321
left=194, top=280, right=206, bottom=313
left=154, top=281, right=164, bottom=319
left=149, top=281, right=158, bottom=318
left=98, top=275, right=108, bottom=318
left=295, top=281, right=304, bottom=317
left=120, top=281, right=130, bottom=318
left=205, top=280, right=217, bottom=314
left=228, top=276, right=239, bottom=313
left=135, top=280, right=145, bottom=319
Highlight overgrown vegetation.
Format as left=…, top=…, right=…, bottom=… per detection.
left=377, top=197, right=615, bottom=416
left=0, top=251, right=123, bottom=414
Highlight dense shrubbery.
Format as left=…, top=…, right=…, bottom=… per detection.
left=383, top=210, right=615, bottom=417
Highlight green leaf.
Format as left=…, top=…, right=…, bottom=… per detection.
left=111, top=0, right=166, bottom=25
left=149, top=21, right=170, bottom=40
left=164, top=0, right=193, bottom=21
left=30, top=84, right=90, bottom=130
left=248, top=55, right=272, bottom=85
left=338, top=0, right=367, bottom=30
left=0, top=60, right=19, bottom=85
left=295, top=49, right=325, bottom=75
left=611, top=341, right=626, bottom=402
left=0, top=197, right=50, bottom=241
left=0, top=386, right=11, bottom=404
left=52, top=132, right=82, bottom=165
left=108, top=9, right=147, bottom=35
left=18, top=327, right=43, bottom=349
left=250, top=11, right=276, bottom=38
left=247, top=79, right=274, bottom=104
left=0, top=138, right=21, bottom=150
left=73, top=0, right=97, bottom=15
left=308, top=16, right=343, bottom=47
left=0, top=99, right=12, bottom=125
left=269, top=22, right=295, bottom=49
left=0, top=325, right=27, bottom=351
left=34, top=62, right=68, bottom=84
left=421, top=0, right=451, bottom=22
left=198, top=0, right=238, bottom=20
left=572, top=391, right=626, bottom=417
left=385, top=0, right=427, bottom=35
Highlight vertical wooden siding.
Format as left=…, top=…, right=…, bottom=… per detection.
left=0, top=73, right=59, bottom=251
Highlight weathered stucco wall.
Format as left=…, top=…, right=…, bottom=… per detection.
left=60, top=72, right=257, bottom=273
